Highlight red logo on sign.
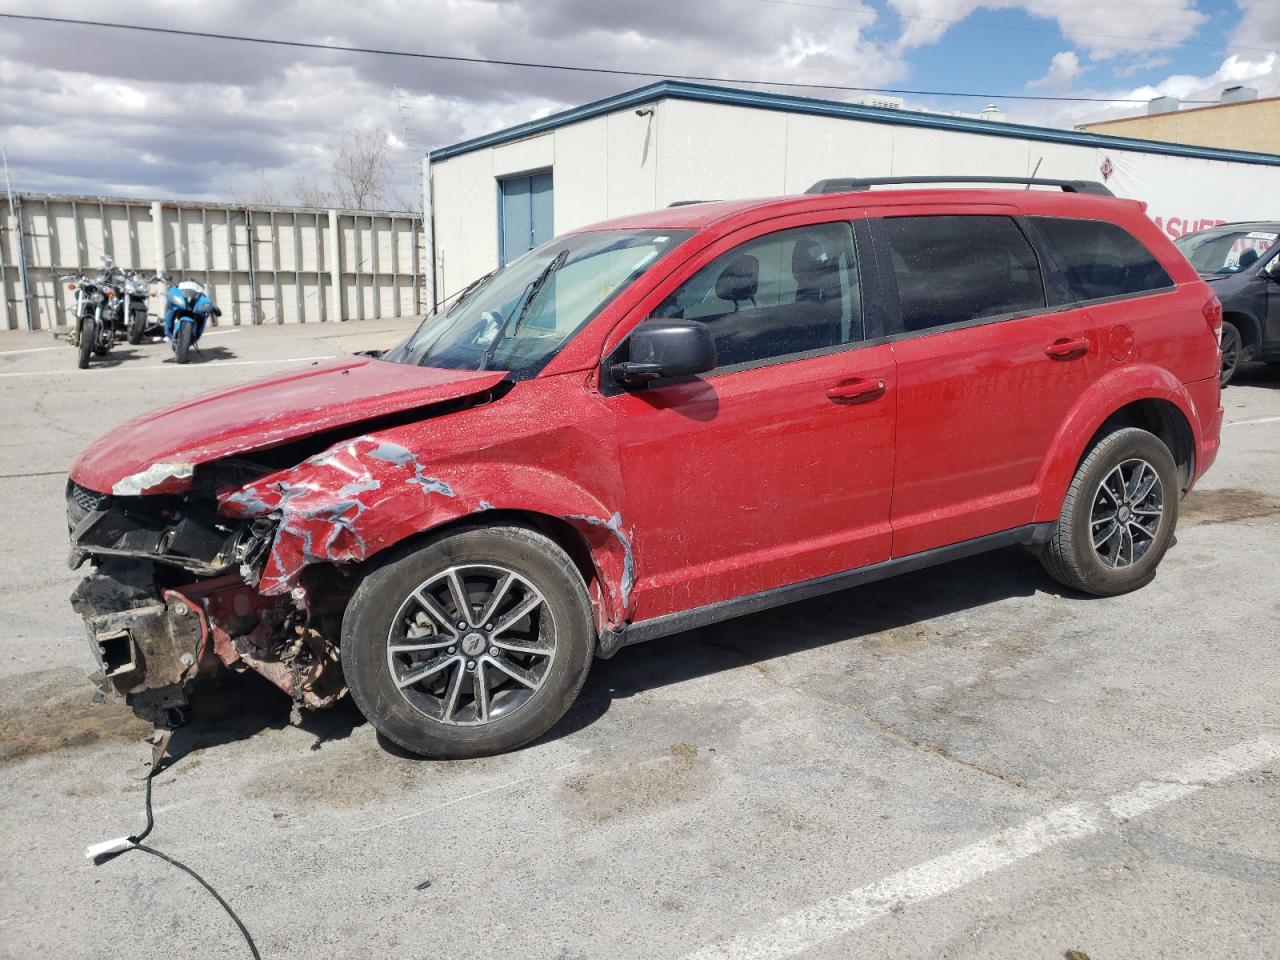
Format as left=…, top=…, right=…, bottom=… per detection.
left=1100, top=157, right=1114, bottom=181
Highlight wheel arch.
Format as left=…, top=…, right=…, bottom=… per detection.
left=1222, top=309, right=1261, bottom=355
left=221, top=448, right=635, bottom=631
left=1033, top=366, right=1201, bottom=522
left=359, top=508, right=611, bottom=630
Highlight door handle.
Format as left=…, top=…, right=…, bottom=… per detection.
left=1045, top=337, right=1090, bottom=360
left=827, top=378, right=886, bottom=404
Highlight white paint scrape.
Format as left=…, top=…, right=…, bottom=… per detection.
left=681, top=736, right=1280, bottom=960
left=112, top=461, right=195, bottom=496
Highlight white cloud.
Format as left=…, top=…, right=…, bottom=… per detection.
left=887, top=0, right=1206, bottom=60
left=0, top=0, right=908, bottom=203
left=1001, top=52, right=1280, bottom=129
left=1027, top=51, right=1082, bottom=91
left=1231, top=0, right=1280, bottom=49
left=0, top=0, right=1274, bottom=204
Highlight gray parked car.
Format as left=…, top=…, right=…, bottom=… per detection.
left=1174, top=222, right=1280, bottom=385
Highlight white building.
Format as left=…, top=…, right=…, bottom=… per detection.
left=423, top=80, right=1280, bottom=309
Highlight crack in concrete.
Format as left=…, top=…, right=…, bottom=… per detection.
left=698, top=635, right=1051, bottom=794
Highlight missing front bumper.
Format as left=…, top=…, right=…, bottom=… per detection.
left=76, top=590, right=205, bottom=723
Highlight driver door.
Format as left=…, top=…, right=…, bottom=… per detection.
left=605, top=214, right=897, bottom=623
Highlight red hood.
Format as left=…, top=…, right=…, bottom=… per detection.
left=70, top=357, right=507, bottom=495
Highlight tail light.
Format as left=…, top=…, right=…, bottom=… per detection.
left=1203, top=294, right=1223, bottom=341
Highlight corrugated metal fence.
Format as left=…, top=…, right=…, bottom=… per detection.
left=0, top=193, right=425, bottom=331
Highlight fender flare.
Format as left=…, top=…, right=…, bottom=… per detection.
left=1031, top=364, right=1202, bottom=523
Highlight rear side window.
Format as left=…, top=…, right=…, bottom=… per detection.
left=878, top=216, right=1046, bottom=333
left=1033, top=217, right=1174, bottom=302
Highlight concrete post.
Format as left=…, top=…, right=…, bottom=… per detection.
left=327, top=208, right=342, bottom=321
left=150, top=200, right=165, bottom=276
left=421, top=156, right=435, bottom=313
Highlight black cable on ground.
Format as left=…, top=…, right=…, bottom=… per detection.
left=88, top=742, right=261, bottom=960
left=132, top=844, right=262, bottom=960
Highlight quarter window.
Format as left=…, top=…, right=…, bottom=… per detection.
left=1033, top=217, right=1174, bottom=302
left=653, top=223, right=862, bottom=367
left=879, top=216, right=1046, bottom=333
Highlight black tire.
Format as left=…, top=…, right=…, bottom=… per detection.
left=77, top=319, right=94, bottom=369
left=341, top=524, right=595, bottom=758
left=127, top=310, right=146, bottom=345
left=174, top=323, right=193, bottom=364
left=1040, top=427, right=1179, bottom=596
left=1219, top=321, right=1241, bottom=387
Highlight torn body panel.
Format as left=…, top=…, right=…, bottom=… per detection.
left=211, top=377, right=632, bottom=627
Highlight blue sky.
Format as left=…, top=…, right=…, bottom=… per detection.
left=0, top=0, right=1276, bottom=202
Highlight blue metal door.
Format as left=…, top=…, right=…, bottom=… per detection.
left=499, top=171, right=553, bottom=265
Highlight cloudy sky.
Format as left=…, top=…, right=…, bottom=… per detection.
left=1, top=0, right=1276, bottom=208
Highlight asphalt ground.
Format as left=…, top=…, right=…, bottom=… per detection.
left=0, top=319, right=1276, bottom=960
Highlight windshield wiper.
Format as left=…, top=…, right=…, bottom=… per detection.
left=480, top=249, right=568, bottom=371
left=445, top=267, right=500, bottom=316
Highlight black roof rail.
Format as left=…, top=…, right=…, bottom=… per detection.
left=805, top=176, right=1114, bottom=196
left=667, top=199, right=715, bottom=207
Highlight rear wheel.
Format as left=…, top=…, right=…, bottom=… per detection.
left=1219, top=321, right=1241, bottom=386
left=174, top=323, right=193, bottom=364
left=77, top=319, right=94, bottom=369
left=1040, top=427, right=1179, bottom=596
left=342, top=525, right=594, bottom=758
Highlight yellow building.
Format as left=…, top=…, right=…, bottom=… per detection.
left=1078, top=90, right=1280, bottom=156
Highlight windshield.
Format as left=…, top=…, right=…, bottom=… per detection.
left=384, top=229, right=691, bottom=377
left=1174, top=228, right=1278, bottom=275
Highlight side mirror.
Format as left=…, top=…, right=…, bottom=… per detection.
left=611, top=319, right=717, bottom=386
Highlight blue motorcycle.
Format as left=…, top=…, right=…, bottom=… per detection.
left=163, top=280, right=221, bottom=364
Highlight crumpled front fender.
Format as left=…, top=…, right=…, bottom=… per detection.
left=218, top=434, right=636, bottom=629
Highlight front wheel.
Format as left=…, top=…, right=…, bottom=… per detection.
left=127, top=310, right=146, bottom=344
left=341, top=524, right=595, bottom=758
left=1040, top=427, right=1179, bottom=596
left=174, top=323, right=193, bottom=364
left=1219, top=321, right=1241, bottom=387
left=77, top=319, right=95, bottom=369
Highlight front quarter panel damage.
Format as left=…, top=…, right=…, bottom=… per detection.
left=217, top=383, right=633, bottom=629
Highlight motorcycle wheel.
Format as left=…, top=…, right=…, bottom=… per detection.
left=127, top=310, right=146, bottom=345
left=175, top=323, right=193, bottom=364
left=77, top=321, right=94, bottom=369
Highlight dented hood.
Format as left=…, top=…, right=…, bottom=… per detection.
left=70, top=357, right=508, bottom=495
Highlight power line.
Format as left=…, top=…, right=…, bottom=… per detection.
left=0, top=12, right=1220, bottom=105
left=753, top=0, right=1278, bottom=56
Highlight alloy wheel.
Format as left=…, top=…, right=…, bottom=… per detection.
left=386, top=564, right=555, bottom=726
left=1220, top=326, right=1240, bottom=383
left=1089, top=458, right=1164, bottom=569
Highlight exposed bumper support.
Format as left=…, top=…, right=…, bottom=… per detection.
left=73, top=574, right=206, bottom=722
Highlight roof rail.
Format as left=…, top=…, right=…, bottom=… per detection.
left=805, top=176, right=1114, bottom=196
left=667, top=199, right=715, bottom=207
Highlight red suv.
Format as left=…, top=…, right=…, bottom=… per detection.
left=67, top=177, right=1223, bottom=758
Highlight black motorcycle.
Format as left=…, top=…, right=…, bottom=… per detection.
left=63, top=257, right=160, bottom=368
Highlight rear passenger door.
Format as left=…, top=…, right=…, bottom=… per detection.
left=869, top=209, right=1101, bottom=557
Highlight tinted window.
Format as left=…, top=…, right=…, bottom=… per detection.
left=1034, top=217, right=1174, bottom=301
left=653, top=223, right=861, bottom=367
left=879, top=216, right=1046, bottom=333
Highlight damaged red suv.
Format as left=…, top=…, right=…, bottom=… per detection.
left=68, top=176, right=1223, bottom=758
